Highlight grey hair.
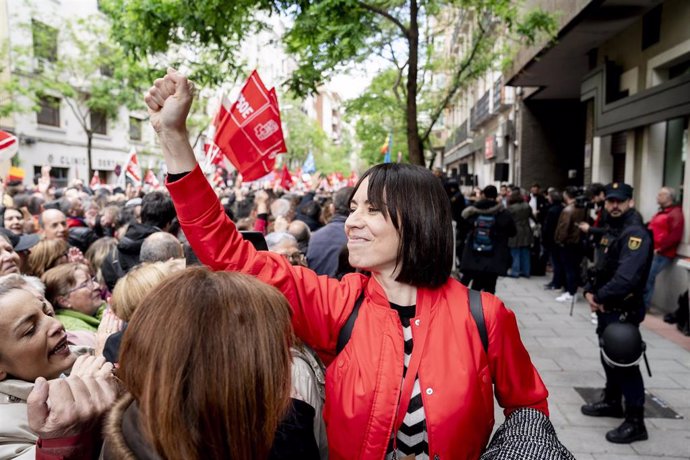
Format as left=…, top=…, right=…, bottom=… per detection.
left=661, top=187, right=676, bottom=203
left=265, top=232, right=297, bottom=252
left=0, top=274, right=45, bottom=298
left=140, top=232, right=184, bottom=263
left=270, top=199, right=292, bottom=218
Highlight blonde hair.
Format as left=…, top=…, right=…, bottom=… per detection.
left=26, top=239, right=69, bottom=278
left=110, top=260, right=179, bottom=321
left=85, top=237, right=118, bottom=274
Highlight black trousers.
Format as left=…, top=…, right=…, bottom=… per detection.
left=461, top=270, right=498, bottom=294
left=597, top=311, right=645, bottom=409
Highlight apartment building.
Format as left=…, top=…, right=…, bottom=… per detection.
left=0, top=0, right=162, bottom=187
left=440, top=11, right=517, bottom=188
left=505, top=0, right=689, bottom=313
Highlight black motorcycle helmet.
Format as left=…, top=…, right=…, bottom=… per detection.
left=599, top=322, right=646, bottom=367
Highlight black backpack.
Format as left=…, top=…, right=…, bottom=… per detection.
left=336, top=289, right=488, bottom=354
left=472, top=214, right=497, bottom=253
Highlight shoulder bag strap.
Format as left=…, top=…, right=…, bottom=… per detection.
left=469, top=289, right=489, bottom=353
left=336, top=291, right=366, bottom=354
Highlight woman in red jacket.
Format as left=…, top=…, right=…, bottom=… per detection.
left=145, top=69, right=551, bottom=460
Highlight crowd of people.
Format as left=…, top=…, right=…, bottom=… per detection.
left=0, top=68, right=683, bottom=459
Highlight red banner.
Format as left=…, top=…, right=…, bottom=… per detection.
left=214, top=71, right=287, bottom=181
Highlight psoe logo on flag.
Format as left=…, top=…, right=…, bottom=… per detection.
left=255, top=120, right=279, bottom=141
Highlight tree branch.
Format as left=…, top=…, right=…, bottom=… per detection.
left=355, top=1, right=409, bottom=38
left=420, top=23, right=488, bottom=143
left=63, top=97, right=88, bottom=132
left=392, top=59, right=408, bottom=105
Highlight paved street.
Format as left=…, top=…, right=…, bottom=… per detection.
left=493, top=275, right=690, bottom=460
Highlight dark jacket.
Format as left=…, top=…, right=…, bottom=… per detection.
left=101, top=223, right=160, bottom=291
left=507, top=202, right=534, bottom=248
left=554, top=203, right=585, bottom=246
left=542, top=203, right=563, bottom=249
left=460, top=200, right=516, bottom=275
left=103, top=394, right=320, bottom=460
left=584, top=209, right=653, bottom=315
left=306, top=214, right=347, bottom=277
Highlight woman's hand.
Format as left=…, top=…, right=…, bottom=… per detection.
left=145, top=68, right=195, bottom=135
left=27, top=374, right=117, bottom=440
left=69, top=355, right=114, bottom=379
left=144, top=68, right=197, bottom=174
left=95, top=310, right=124, bottom=358
left=67, top=247, right=86, bottom=265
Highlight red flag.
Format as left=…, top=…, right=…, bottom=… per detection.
left=280, top=165, right=293, bottom=190
left=0, top=130, right=18, bottom=161
left=117, top=148, right=142, bottom=188
left=214, top=71, right=287, bottom=181
left=144, top=169, right=160, bottom=188
left=90, top=171, right=101, bottom=188
left=126, top=152, right=142, bottom=186
left=347, top=171, right=358, bottom=187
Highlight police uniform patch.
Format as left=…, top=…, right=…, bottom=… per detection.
left=628, top=236, right=642, bottom=250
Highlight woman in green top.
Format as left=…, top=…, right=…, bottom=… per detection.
left=41, top=263, right=106, bottom=333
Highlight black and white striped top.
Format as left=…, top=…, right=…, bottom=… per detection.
left=386, top=304, right=429, bottom=460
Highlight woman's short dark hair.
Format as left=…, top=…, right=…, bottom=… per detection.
left=352, top=163, right=453, bottom=288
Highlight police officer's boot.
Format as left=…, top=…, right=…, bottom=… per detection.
left=580, top=390, right=624, bottom=418
left=605, top=406, right=648, bottom=444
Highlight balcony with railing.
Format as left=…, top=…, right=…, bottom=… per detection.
left=470, top=91, right=491, bottom=127
left=444, top=120, right=469, bottom=153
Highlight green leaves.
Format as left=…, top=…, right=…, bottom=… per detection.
left=98, top=0, right=556, bottom=166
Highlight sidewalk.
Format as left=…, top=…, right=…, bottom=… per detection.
left=493, top=275, right=690, bottom=460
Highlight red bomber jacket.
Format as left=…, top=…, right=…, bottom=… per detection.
left=167, top=165, right=549, bottom=460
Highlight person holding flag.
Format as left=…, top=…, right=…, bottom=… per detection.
left=139, top=69, right=569, bottom=460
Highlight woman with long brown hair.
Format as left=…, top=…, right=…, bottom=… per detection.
left=104, top=268, right=297, bottom=459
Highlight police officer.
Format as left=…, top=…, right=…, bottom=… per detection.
left=580, top=182, right=653, bottom=444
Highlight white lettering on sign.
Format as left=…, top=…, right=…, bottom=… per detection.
left=237, top=94, right=254, bottom=119
left=254, top=120, right=278, bottom=141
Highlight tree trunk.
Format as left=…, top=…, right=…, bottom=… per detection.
left=86, top=131, right=93, bottom=179
left=406, top=0, right=423, bottom=166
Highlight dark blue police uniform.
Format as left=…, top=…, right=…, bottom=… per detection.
left=581, top=183, right=653, bottom=444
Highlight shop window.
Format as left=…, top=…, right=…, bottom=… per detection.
left=33, top=166, right=68, bottom=188
left=664, top=117, right=688, bottom=203
left=90, top=110, right=107, bottom=135
left=36, top=95, right=60, bottom=127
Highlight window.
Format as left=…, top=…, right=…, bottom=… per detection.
left=99, top=45, right=114, bottom=77
left=36, top=95, right=60, bottom=127
left=664, top=117, right=688, bottom=204
left=129, top=117, right=142, bottom=140
left=33, top=166, right=68, bottom=188
left=641, top=5, right=662, bottom=51
left=90, top=110, right=107, bottom=135
left=32, top=20, right=58, bottom=62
